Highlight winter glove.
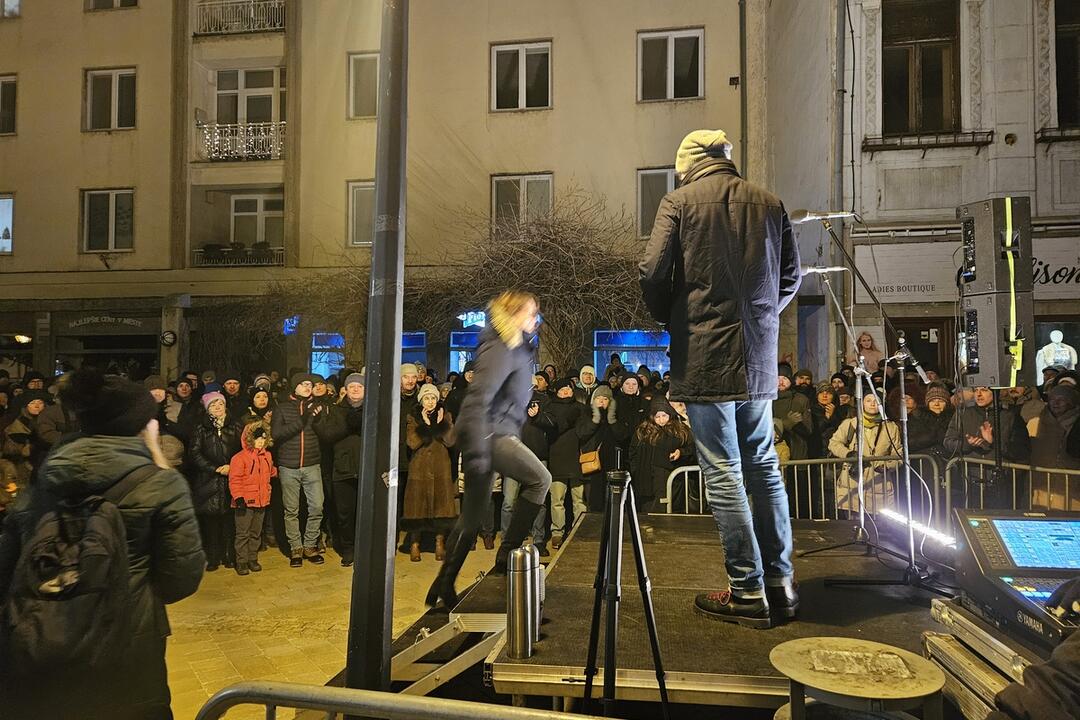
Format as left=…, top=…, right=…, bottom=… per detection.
left=1048, top=577, right=1080, bottom=619
left=234, top=497, right=247, bottom=509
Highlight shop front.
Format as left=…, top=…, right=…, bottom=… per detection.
left=51, top=312, right=162, bottom=380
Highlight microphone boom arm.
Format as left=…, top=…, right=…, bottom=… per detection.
left=820, top=218, right=899, bottom=341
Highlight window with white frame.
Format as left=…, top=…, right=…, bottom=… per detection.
left=637, top=168, right=676, bottom=238
left=86, top=0, right=137, bottom=9
left=231, top=195, right=283, bottom=246
left=86, top=68, right=136, bottom=130
left=0, top=76, right=14, bottom=134
left=347, top=181, right=375, bottom=246
left=83, top=189, right=133, bottom=251
left=0, top=194, right=13, bottom=253
left=491, top=42, right=551, bottom=110
left=638, top=29, right=703, bottom=102
left=1, top=0, right=19, bottom=18
left=217, top=68, right=285, bottom=125
left=492, top=174, right=552, bottom=224
left=348, top=53, right=378, bottom=119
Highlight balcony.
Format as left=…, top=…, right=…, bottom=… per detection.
left=194, top=0, right=285, bottom=36
left=199, top=121, right=285, bottom=161
left=192, top=243, right=284, bottom=267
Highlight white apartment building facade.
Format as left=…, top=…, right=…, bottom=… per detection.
left=0, top=0, right=757, bottom=380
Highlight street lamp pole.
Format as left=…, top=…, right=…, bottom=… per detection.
left=345, top=0, right=409, bottom=693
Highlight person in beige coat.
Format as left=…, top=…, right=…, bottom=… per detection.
left=829, top=389, right=902, bottom=514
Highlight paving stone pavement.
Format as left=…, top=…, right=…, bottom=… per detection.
left=166, top=541, right=497, bottom=720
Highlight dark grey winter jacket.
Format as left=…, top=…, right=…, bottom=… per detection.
left=639, top=158, right=801, bottom=403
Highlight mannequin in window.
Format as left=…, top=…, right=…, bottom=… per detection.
left=1037, top=330, right=1078, bottom=378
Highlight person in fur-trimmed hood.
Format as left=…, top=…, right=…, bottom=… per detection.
left=427, top=292, right=552, bottom=609
left=577, top=384, right=621, bottom=511
left=229, top=421, right=276, bottom=575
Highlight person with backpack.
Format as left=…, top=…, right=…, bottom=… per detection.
left=0, top=367, right=204, bottom=719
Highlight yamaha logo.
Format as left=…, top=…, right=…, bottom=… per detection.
left=1016, top=611, right=1044, bottom=634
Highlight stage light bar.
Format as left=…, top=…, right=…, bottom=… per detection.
left=879, top=508, right=957, bottom=548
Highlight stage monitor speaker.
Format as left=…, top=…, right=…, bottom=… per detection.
left=961, top=290, right=1035, bottom=388
left=957, top=196, right=1033, bottom=295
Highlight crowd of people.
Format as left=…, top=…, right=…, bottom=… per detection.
left=0, top=352, right=1078, bottom=570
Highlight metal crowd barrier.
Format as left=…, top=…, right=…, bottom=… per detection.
left=664, top=455, right=943, bottom=530
left=196, top=680, right=593, bottom=720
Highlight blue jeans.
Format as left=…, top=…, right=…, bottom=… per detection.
left=501, top=465, right=548, bottom=546
left=279, top=465, right=324, bottom=552
left=686, top=400, right=793, bottom=597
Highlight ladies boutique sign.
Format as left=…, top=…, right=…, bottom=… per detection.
left=854, top=237, right=1080, bottom=303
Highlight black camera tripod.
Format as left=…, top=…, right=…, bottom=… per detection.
left=582, top=470, right=670, bottom=719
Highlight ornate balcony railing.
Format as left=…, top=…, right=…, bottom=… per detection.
left=194, top=0, right=285, bottom=36
left=200, top=121, right=285, bottom=161
left=192, top=244, right=284, bottom=267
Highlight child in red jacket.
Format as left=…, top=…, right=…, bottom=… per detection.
left=229, top=421, right=276, bottom=575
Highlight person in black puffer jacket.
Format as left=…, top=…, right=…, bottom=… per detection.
left=613, top=373, right=648, bottom=457
left=907, top=384, right=955, bottom=463
left=809, top=382, right=851, bottom=459
left=0, top=368, right=204, bottom=719
left=188, top=391, right=241, bottom=570
left=427, top=292, right=551, bottom=609
left=547, top=378, right=587, bottom=548
left=313, top=372, right=365, bottom=566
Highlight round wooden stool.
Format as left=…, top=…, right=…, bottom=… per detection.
left=770, top=637, right=945, bottom=720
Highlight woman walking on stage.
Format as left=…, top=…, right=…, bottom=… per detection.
left=426, top=291, right=551, bottom=609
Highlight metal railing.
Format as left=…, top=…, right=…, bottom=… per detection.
left=665, top=456, right=1080, bottom=537
left=942, top=456, right=1080, bottom=534
left=192, top=245, right=284, bottom=267
left=194, top=0, right=285, bottom=35
left=199, top=121, right=286, bottom=161
left=196, top=680, right=593, bottom=720
left=665, top=455, right=944, bottom=527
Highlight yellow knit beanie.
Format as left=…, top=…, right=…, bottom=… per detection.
left=674, top=129, right=732, bottom=176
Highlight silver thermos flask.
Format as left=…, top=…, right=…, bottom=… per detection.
left=507, top=546, right=536, bottom=659
left=525, top=545, right=543, bottom=641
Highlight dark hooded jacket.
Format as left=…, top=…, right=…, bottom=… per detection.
left=313, top=398, right=365, bottom=482
left=0, top=435, right=204, bottom=716
left=521, top=391, right=556, bottom=461
left=188, top=416, right=242, bottom=515
left=639, top=158, right=801, bottom=403
left=457, top=323, right=536, bottom=479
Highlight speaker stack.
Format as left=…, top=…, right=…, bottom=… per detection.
left=956, top=197, right=1036, bottom=389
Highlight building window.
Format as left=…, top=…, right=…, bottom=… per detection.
left=86, top=68, right=136, bottom=130
left=86, top=0, right=137, bottom=9
left=0, top=194, right=12, bottom=253
left=402, top=331, right=427, bottom=367
left=491, top=41, right=551, bottom=111
left=638, top=29, right=703, bottom=102
left=83, top=189, right=134, bottom=251
left=637, top=168, right=676, bottom=238
left=231, top=195, right=283, bottom=246
left=0, top=76, right=14, bottom=134
left=347, top=181, right=375, bottom=246
left=1, top=0, right=19, bottom=18
left=310, top=332, right=345, bottom=378
left=348, top=53, right=378, bottom=119
left=217, top=68, right=284, bottom=125
left=1058, top=0, right=1080, bottom=127
left=492, top=173, right=552, bottom=224
left=594, top=330, right=672, bottom=377
left=881, top=0, right=960, bottom=135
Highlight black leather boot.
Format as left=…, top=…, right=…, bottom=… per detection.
left=490, top=497, right=544, bottom=576
left=425, top=522, right=474, bottom=609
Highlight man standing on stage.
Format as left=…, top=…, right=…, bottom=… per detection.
left=639, top=129, right=801, bottom=629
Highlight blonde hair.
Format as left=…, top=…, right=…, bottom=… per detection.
left=488, top=291, right=538, bottom=348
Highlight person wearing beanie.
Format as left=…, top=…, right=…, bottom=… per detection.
left=575, top=365, right=599, bottom=404
left=830, top=372, right=847, bottom=393
left=547, top=376, right=588, bottom=549
left=394, top=363, right=422, bottom=524
left=640, top=124, right=801, bottom=628
left=793, top=369, right=815, bottom=402
left=809, top=381, right=849, bottom=460
left=613, top=372, right=648, bottom=454
left=444, top=363, right=473, bottom=489
left=228, top=420, right=277, bottom=576
left=201, top=369, right=217, bottom=386
left=0, top=367, right=204, bottom=717
left=188, top=391, right=241, bottom=571
left=221, top=372, right=246, bottom=420
left=543, top=363, right=558, bottom=385
left=21, top=370, right=45, bottom=391
left=907, top=384, right=956, bottom=463
left=427, top=291, right=551, bottom=609
left=1, top=389, right=51, bottom=489
left=313, top=370, right=365, bottom=565
left=630, top=396, right=696, bottom=516
left=944, top=387, right=1031, bottom=505
left=829, top=388, right=902, bottom=516
left=239, top=386, right=274, bottom=427
left=270, top=373, right=327, bottom=566
left=35, top=373, right=81, bottom=449
left=169, top=376, right=202, bottom=445
left=253, top=373, right=272, bottom=390
left=579, top=384, right=619, bottom=512
left=504, top=387, right=556, bottom=556
left=773, top=368, right=812, bottom=461
left=1026, top=384, right=1080, bottom=510
left=401, top=383, right=457, bottom=562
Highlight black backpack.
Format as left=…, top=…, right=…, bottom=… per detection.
left=2, top=464, right=158, bottom=675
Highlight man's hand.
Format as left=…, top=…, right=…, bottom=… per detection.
left=528, top=403, right=539, bottom=417
left=216, top=464, right=230, bottom=475
left=1048, top=577, right=1080, bottom=618
left=979, top=421, right=994, bottom=445
left=966, top=434, right=989, bottom=449
left=824, top=403, right=835, bottom=419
